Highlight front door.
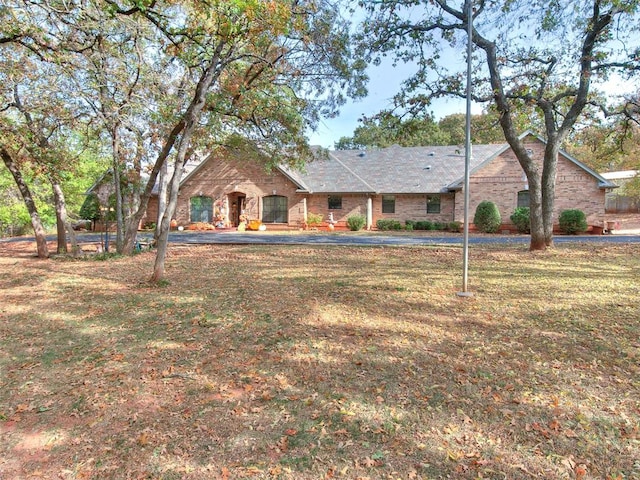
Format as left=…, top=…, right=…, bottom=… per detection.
left=229, top=193, right=246, bottom=226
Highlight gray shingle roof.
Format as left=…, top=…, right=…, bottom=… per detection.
left=284, top=144, right=507, bottom=194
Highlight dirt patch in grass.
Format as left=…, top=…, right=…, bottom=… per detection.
left=1, top=241, right=639, bottom=479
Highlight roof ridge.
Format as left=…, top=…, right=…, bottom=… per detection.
left=328, top=151, right=377, bottom=193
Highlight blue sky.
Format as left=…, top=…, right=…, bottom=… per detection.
left=306, top=47, right=483, bottom=149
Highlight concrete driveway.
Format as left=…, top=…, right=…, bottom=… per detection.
left=3, top=230, right=639, bottom=249
left=141, top=230, right=640, bottom=247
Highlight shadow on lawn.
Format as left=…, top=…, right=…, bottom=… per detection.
left=1, top=244, right=638, bottom=479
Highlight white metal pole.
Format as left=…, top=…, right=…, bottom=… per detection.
left=459, top=0, right=473, bottom=297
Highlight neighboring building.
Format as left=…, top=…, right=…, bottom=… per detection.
left=601, top=170, right=639, bottom=213
left=144, top=131, right=616, bottom=230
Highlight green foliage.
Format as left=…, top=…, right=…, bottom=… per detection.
left=335, top=111, right=449, bottom=149
left=376, top=219, right=402, bottom=231
left=335, top=111, right=517, bottom=150
left=306, top=212, right=323, bottom=226
left=558, top=209, right=587, bottom=235
left=79, top=193, right=116, bottom=221
left=510, top=207, right=531, bottom=234
left=474, top=201, right=502, bottom=233
left=79, top=193, right=101, bottom=221
left=405, top=220, right=451, bottom=231
left=448, top=221, right=461, bottom=232
left=621, top=174, right=640, bottom=201
left=346, top=214, right=366, bottom=231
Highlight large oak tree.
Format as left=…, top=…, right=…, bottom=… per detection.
left=2, top=0, right=365, bottom=280
left=358, top=0, right=640, bottom=250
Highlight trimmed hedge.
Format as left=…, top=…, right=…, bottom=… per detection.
left=559, top=209, right=587, bottom=234
left=376, top=219, right=403, bottom=231
left=510, top=207, right=530, bottom=233
left=473, top=201, right=501, bottom=233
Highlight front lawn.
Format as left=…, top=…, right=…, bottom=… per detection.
left=0, top=242, right=638, bottom=479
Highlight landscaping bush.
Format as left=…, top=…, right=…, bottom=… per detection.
left=376, top=219, right=403, bottom=231
left=306, top=212, right=323, bottom=227
left=473, top=200, right=501, bottom=233
left=346, top=214, right=366, bottom=231
left=510, top=207, right=530, bottom=233
left=403, top=220, right=458, bottom=231
left=448, top=221, right=462, bottom=232
left=559, top=209, right=587, bottom=234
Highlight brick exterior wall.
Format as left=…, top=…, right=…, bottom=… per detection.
left=151, top=156, right=307, bottom=228
left=306, top=194, right=366, bottom=223
left=306, top=193, right=454, bottom=226
left=453, top=138, right=606, bottom=226
left=144, top=137, right=606, bottom=230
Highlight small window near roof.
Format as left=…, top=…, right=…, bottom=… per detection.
left=328, top=195, right=342, bottom=209
left=427, top=195, right=441, bottom=214
left=382, top=195, right=395, bottom=214
left=517, top=190, right=530, bottom=208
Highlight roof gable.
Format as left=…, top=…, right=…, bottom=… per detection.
left=446, top=131, right=616, bottom=190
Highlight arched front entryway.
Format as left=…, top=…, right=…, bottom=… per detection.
left=227, top=192, right=246, bottom=227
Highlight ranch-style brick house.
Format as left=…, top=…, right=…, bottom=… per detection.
left=144, top=131, right=616, bottom=231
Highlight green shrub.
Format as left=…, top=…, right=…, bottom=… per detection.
left=448, top=221, right=462, bottom=232
left=307, top=212, right=323, bottom=226
left=414, top=221, right=432, bottom=230
left=346, top=214, right=366, bottom=231
left=405, top=220, right=416, bottom=230
left=559, top=209, right=587, bottom=234
left=79, top=193, right=101, bottom=222
left=510, top=207, right=530, bottom=233
left=376, top=219, right=403, bottom=231
left=473, top=200, right=501, bottom=233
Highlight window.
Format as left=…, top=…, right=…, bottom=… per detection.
left=382, top=195, right=395, bottom=214
left=190, top=196, right=213, bottom=223
left=517, top=190, right=530, bottom=208
left=328, top=195, right=342, bottom=209
left=427, top=195, right=441, bottom=214
left=262, top=195, right=288, bottom=223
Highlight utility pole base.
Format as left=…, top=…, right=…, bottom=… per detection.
left=456, top=291, right=474, bottom=298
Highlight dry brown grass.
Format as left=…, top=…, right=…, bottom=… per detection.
left=0, top=240, right=639, bottom=479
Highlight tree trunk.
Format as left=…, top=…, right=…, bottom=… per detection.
left=121, top=120, right=186, bottom=255
left=541, top=143, right=559, bottom=247
left=51, top=180, right=78, bottom=254
left=109, top=130, right=125, bottom=253
left=526, top=173, right=547, bottom=251
left=53, top=185, right=68, bottom=254
left=150, top=56, right=223, bottom=282
left=1, top=146, right=49, bottom=258
left=154, top=159, right=169, bottom=243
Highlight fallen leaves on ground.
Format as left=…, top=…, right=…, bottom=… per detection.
left=0, top=241, right=639, bottom=479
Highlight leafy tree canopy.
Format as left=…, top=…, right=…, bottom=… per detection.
left=334, top=109, right=536, bottom=149
left=356, top=0, right=640, bottom=250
